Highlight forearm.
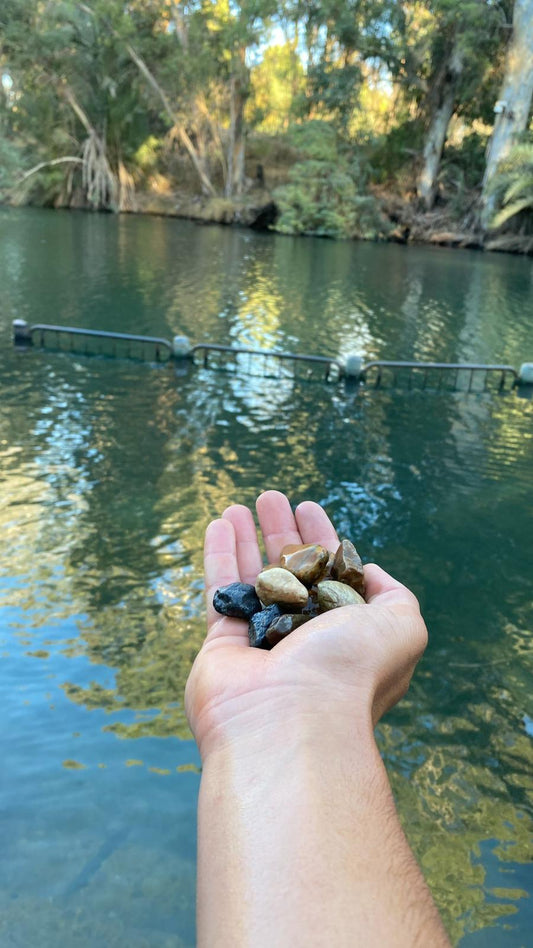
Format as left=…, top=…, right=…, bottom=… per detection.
left=196, top=710, right=451, bottom=948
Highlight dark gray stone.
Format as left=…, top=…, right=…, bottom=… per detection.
left=248, top=604, right=284, bottom=649
left=213, top=583, right=262, bottom=620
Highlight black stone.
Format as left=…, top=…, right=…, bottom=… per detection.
left=213, top=583, right=262, bottom=620
left=248, top=604, right=284, bottom=649
left=265, top=613, right=309, bottom=647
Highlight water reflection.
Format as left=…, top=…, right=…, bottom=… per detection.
left=1, top=209, right=533, bottom=945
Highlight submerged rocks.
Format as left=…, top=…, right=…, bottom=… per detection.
left=213, top=536, right=367, bottom=650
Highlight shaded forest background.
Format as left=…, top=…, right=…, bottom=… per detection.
left=2, top=0, right=533, bottom=251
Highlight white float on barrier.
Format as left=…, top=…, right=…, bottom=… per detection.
left=172, top=335, right=193, bottom=358
left=343, top=354, right=363, bottom=381
left=518, top=363, right=533, bottom=385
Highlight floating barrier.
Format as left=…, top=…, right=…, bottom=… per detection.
left=12, top=319, right=530, bottom=392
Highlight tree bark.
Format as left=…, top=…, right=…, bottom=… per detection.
left=481, top=0, right=533, bottom=221
left=170, top=1, right=188, bottom=50
left=417, top=42, right=463, bottom=210
left=225, top=59, right=249, bottom=198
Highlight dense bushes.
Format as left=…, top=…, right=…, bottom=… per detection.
left=273, top=121, right=389, bottom=240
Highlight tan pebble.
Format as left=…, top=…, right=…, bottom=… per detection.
left=256, top=567, right=309, bottom=608
left=317, top=580, right=366, bottom=612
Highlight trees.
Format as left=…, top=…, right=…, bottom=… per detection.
left=1, top=0, right=532, bottom=235
left=414, top=0, right=504, bottom=210
left=1, top=0, right=149, bottom=209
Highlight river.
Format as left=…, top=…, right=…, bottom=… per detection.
left=1, top=206, right=532, bottom=946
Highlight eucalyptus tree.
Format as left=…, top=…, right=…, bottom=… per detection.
left=413, top=0, right=507, bottom=209
left=481, top=0, right=533, bottom=222
left=198, top=0, right=279, bottom=196
left=1, top=0, right=150, bottom=209
left=120, top=0, right=278, bottom=197
left=280, top=0, right=402, bottom=132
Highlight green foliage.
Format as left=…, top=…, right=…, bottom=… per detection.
left=488, top=142, right=533, bottom=231
left=368, top=119, right=424, bottom=183
left=134, top=135, right=164, bottom=173
left=248, top=42, right=305, bottom=133
left=274, top=125, right=388, bottom=240
left=0, top=0, right=523, bottom=231
left=0, top=108, right=22, bottom=191
left=440, top=131, right=488, bottom=192
left=287, top=120, right=338, bottom=162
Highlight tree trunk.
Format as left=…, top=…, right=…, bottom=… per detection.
left=125, top=42, right=216, bottom=196
left=225, top=61, right=249, bottom=198
left=170, top=1, right=188, bottom=50
left=417, top=42, right=463, bottom=210
left=481, top=0, right=533, bottom=221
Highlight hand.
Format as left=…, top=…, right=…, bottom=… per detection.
left=185, top=490, right=427, bottom=761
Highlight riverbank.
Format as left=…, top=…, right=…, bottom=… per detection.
left=7, top=186, right=533, bottom=255
left=6, top=138, right=532, bottom=255
left=114, top=187, right=533, bottom=256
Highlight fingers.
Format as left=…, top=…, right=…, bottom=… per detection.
left=364, top=563, right=420, bottom=610
left=203, top=518, right=250, bottom=646
left=256, top=490, right=302, bottom=563
left=295, top=501, right=339, bottom=552
left=222, top=504, right=263, bottom=584
left=204, top=518, right=240, bottom=630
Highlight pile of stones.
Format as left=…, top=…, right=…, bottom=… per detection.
left=213, top=539, right=366, bottom=649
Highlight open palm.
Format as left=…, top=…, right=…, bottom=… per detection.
left=185, top=491, right=428, bottom=759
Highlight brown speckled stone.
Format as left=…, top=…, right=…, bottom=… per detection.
left=280, top=543, right=330, bottom=587
left=332, top=539, right=366, bottom=595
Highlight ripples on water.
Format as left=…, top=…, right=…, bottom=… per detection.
left=1, top=208, right=532, bottom=946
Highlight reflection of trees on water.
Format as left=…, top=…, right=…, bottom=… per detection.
left=380, top=683, right=533, bottom=943
left=3, top=216, right=533, bottom=940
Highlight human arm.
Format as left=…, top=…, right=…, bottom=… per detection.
left=185, top=491, right=451, bottom=948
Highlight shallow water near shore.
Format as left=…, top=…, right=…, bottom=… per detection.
left=1, top=206, right=532, bottom=946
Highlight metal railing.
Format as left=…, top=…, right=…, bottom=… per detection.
left=25, top=323, right=173, bottom=362
left=191, top=343, right=342, bottom=383
left=12, top=319, right=530, bottom=392
left=360, top=360, right=518, bottom=392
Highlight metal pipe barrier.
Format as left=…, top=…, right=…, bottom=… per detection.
left=191, top=343, right=342, bottom=383
left=360, top=360, right=518, bottom=392
left=16, top=322, right=173, bottom=362
left=12, top=319, right=532, bottom=391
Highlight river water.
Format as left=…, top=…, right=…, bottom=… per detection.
left=1, top=207, right=532, bottom=946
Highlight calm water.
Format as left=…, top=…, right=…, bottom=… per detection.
left=1, top=207, right=532, bottom=947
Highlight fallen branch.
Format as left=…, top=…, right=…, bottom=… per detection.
left=10, top=156, right=84, bottom=189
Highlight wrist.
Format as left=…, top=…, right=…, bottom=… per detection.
left=197, top=695, right=378, bottom=774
